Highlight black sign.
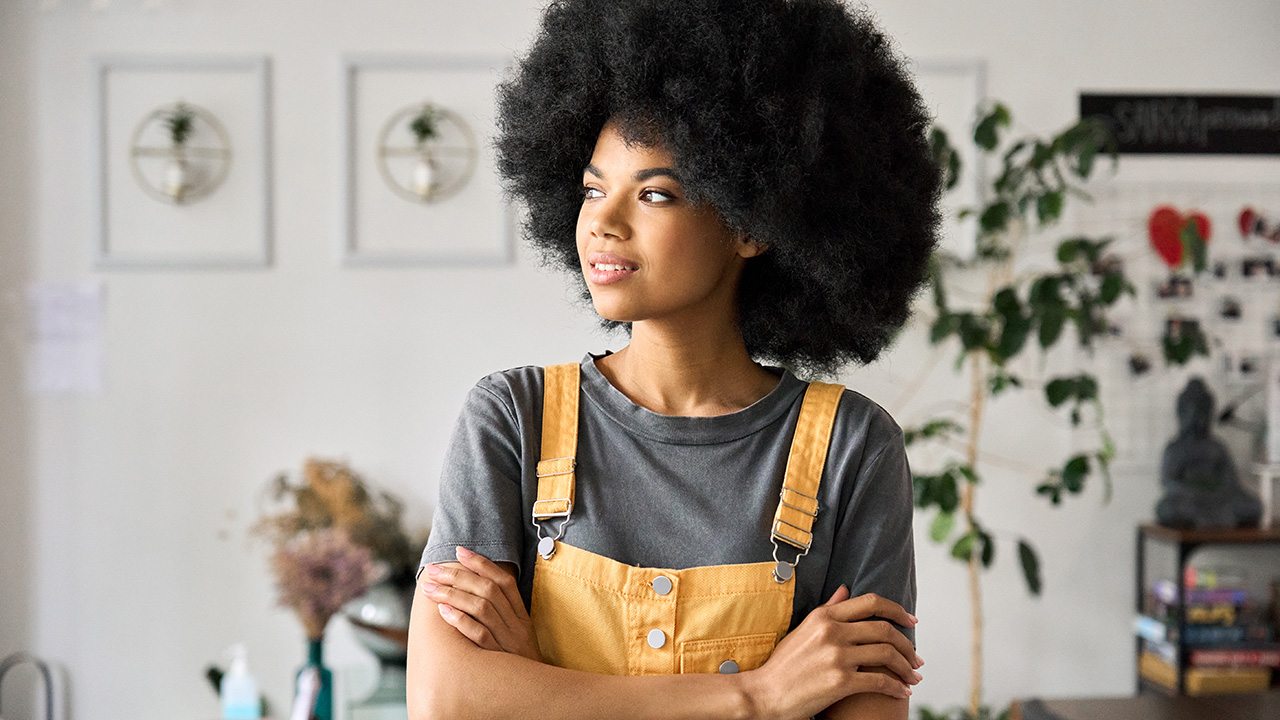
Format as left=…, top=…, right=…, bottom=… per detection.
left=1079, top=93, right=1280, bottom=155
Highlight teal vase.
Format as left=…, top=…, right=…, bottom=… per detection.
left=297, top=638, right=334, bottom=720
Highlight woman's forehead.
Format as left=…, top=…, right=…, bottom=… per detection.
left=584, top=122, right=677, bottom=177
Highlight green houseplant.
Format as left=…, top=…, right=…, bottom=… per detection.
left=909, top=102, right=1128, bottom=716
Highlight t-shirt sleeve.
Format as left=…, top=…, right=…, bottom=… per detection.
left=825, top=422, right=917, bottom=646
left=419, top=379, right=527, bottom=575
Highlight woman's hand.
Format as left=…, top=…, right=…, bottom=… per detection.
left=418, top=547, right=545, bottom=663
left=740, top=585, right=923, bottom=720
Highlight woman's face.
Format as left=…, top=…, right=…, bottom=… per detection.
left=576, top=122, right=761, bottom=326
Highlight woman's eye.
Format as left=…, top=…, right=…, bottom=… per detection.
left=641, top=189, right=675, bottom=203
left=583, top=186, right=604, bottom=200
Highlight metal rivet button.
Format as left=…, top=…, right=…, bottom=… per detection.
left=719, top=660, right=740, bottom=674
left=652, top=575, right=673, bottom=595
left=647, top=629, right=666, bottom=649
left=538, top=537, right=556, bottom=559
left=773, top=561, right=793, bottom=583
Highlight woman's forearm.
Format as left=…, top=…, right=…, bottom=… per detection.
left=407, top=592, right=757, bottom=720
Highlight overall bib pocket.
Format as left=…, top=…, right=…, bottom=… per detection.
left=678, top=632, right=779, bottom=674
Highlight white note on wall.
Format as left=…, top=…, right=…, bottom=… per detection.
left=26, top=281, right=106, bottom=395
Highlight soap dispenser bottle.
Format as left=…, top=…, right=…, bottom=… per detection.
left=220, top=644, right=261, bottom=720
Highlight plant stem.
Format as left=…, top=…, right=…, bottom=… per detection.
left=965, top=349, right=986, bottom=716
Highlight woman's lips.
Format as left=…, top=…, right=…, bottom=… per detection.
left=587, top=252, right=639, bottom=285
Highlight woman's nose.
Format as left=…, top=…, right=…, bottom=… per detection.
left=589, top=193, right=629, bottom=240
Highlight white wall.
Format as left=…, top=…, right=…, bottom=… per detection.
left=1, top=7, right=37, bottom=720
left=2, top=1, right=1279, bottom=718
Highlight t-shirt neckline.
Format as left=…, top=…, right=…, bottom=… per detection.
left=577, top=352, right=807, bottom=445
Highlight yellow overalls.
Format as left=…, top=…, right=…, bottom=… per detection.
left=529, top=363, right=845, bottom=676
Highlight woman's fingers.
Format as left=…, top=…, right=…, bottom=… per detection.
left=826, top=592, right=917, bottom=629
left=840, top=637, right=922, bottom=687
left=454, top=547, right=529, bottom=622
left=821, top=584, right=851, bottom=606
left=424, top=580, right=508, bottom=634
left=422, top=553, right=521, bottom=631
left=838, top=619, right=920, bottom=674
left=844, top=666, right=912, bottom=699
left=436, top=603, right=503, bottom=652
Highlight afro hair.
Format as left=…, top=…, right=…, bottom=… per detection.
left=495, top=0, right=943, bottom=375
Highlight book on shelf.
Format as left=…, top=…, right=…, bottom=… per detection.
left=1140, top=651, right=1272, bottom=695
left=1132, top=613, right=1275, bottom=645
left=1152, top=579, right=1249, bottom=606
left=1190, top=647, right=1280, bottom=667
left=1142, top=637, right=1178, bottom=666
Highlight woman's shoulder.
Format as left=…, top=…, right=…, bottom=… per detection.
left=830, top=385, right=903, bottom=444
left=463, top=364, right=546, bottom=421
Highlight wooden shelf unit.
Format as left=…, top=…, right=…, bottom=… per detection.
left=1135, top=523, right=1280, bottom=695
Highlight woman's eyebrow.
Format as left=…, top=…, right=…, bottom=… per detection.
left=583, top=164, right=681, bottom=183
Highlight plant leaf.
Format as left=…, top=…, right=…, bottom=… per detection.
left=1018, top=539, right=1042, bottom=595
left=1038, top=306, right=1066, bottom=348
left=1045, top=377, right=1074, bottom=407
left=930, top=511, right=956, bottom=543
left=1036, top=190, right=1064, bottom=224
left=1062, top=455, right=1089, bottom=492
left=979, top=202, right=1011, bottom=233
left=951, top=530, right=977, bottom=561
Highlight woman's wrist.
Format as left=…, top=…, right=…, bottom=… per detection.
left=733, top=668, right=776, bottom=720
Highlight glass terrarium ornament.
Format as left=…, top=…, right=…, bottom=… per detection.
left=129, top=100, right=232, bottom=205
left=375, top=101, right=477, bottom=204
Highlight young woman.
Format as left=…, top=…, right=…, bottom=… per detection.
left=406, top=1, right=942, bottom=718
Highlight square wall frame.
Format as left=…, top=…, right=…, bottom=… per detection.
left=341, top=54, right=514, bottom=267
left=95, top=55, right=273, bottom=270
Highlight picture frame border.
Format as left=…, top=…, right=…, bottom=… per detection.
left=340, top=53, right=516, bottom=268
left=94, top=54, right=274, bottom=270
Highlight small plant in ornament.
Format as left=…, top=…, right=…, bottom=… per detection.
left=409, top=104, right=441, bottom=200
left=162, top=102, right=196, bottom=202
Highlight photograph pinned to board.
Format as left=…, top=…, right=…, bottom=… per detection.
left=341, top=54, right=514, bottom=267
left=95, top=55, right=273, bottom=269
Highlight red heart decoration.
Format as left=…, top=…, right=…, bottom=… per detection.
left=1148, top=205, right=1183, bottom=268
left=1148, top=206, right=1212, bottom=269
left=1240, top=207, right=1259, bottom=238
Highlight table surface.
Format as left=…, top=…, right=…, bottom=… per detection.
left=1011, top=691, right=1280, bottom=720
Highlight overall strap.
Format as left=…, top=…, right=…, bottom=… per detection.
left=533, top=363, right=580, bottom=521
left=771, top=381, right=845, bottom=552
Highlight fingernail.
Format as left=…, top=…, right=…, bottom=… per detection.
left=438, top=604, right=453, bottom=617
left=915, top=654, right=925, bottom=667
left=913, top=671, right=923, bottom=683
left=456, top=546, right=473, bottom=558
left=421, top=582, right=438, bottom=593
left=909, top=614, right=919, bottom=624
left=903, top=686, right=912, bottom=697
left=426, top=564, right=441, bottom=576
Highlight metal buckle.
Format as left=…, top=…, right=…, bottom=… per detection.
left=780, top=485, right=820, bottom=514
left=531, top=498, right=573, bottom=520
left=772, top=517, right=814, bottom=551
left=770, top=536, right=810, bottom=583
left=536, top=457, right=576, bottom=477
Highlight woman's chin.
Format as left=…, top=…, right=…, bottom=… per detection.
left=590, top=299, right=641, bottom=324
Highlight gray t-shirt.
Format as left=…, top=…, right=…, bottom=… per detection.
left=421, top=353, right=916, bottom=643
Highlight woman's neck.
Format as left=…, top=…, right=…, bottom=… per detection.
left=595, top=319, right=779, bottom=417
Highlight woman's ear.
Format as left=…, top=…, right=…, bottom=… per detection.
left=735, top=233, right=768, bottom=259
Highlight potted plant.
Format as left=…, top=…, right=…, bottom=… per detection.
left=910, top=102, right=1127, bottom=717
left=162, top=102, right=195, bottom=202
left=408, top=103, right=441, bottom=200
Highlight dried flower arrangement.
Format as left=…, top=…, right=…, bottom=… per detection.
left=269, top=528, right=377, bottom=639
left=256, top=458, right=427, bottom=639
